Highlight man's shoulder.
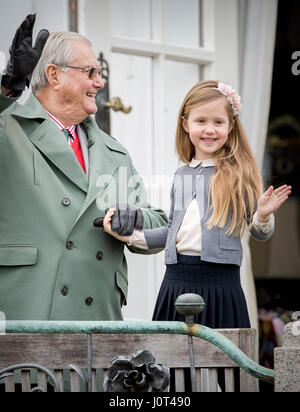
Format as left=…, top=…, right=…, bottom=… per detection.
left=0, top=93, right=19, bottom=116
left=100, top=130, right=129, bottom=155
left=83, top=117, right=129, bottom=156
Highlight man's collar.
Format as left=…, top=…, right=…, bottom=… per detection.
left=46, top=111, right=76, bottom=139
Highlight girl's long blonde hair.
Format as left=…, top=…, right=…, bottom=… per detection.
left=176, top=80, right=263, bottom=235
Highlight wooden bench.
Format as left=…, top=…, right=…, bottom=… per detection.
left=0, top=328, right=259, bottom=392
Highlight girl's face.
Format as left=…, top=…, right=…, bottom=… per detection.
left=182, top=98, right=233, bottom=160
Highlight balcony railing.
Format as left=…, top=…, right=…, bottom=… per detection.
left=0, top=320, right=274, bottom=392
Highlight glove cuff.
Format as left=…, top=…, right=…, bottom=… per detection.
left=1, top=74, right=26, bottom=92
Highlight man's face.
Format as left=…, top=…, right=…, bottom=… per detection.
left=57, top=40, right=104, bottom=120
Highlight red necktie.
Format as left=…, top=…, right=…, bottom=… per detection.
left=62, top=129, right=86, bottom=173
left=71, top=134, right=86, bottom=173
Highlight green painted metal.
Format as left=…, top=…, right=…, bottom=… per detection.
left=4, top=320, right=274, bottom=383
left=190, top=324, right=274, bottom=383
left=4, top=320, right=187, bottom=335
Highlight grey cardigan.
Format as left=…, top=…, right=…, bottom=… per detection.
left=144, top=163, right=274, bottom=266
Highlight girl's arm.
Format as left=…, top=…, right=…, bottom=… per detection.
left=103, top=180, right=176, bottom=250
left=103, top=208, right=169, bottom=250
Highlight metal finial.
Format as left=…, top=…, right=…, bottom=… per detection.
left=175, top=293, right=205, bottom=317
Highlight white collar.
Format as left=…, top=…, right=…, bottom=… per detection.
left=189, top=158, right=215, bottom=168
left=46, top=111, right=76, bottom=139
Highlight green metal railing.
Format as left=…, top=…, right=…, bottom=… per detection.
left=4, top=320, right=274, bottom=385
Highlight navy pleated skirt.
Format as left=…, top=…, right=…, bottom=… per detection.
left=152, top=254, right=251, bottom=328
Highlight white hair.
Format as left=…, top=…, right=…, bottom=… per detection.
left=31, top=31, right=92, bottom=94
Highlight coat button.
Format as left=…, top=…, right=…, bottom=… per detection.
left=85, top=297, right=93, bottom=305
left=62, top=198, right=71, bottom=206
left=61, top=286, right=68, bottom=296
left=96, top=251, right=103, bottom=260
left=66, top=240, right=74, bottom=250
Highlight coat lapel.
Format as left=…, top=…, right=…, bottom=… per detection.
left=75, top=117, right=123, bottom=221
left=12, top=94, right=89, bottom=193
left=11, top=94, right=126, bottom=222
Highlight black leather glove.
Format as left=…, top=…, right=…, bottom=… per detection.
left=111, top=205, right=144, bottom=236
left=2, top=14, right=49, bottom=92
left=93, top=205, right=144, bottom=236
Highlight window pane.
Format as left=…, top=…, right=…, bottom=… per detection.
left=162, top=0, right=201, bottom=47
left=109, top=0, right=151, bottom=40
left=164, top=60, right=200, bottom=171
left=110, top=52, right=153, bottom=176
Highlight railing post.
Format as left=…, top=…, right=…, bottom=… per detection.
left=274, top=317, right=300, bottom=392
left=87, top=334, right=93, bottom=392
left=175, top=293, right=205, bottom=392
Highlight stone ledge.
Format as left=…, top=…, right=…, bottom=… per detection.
left=274, top=347, right=300, bottom=392
left=282, top=321, right=300, bottom=347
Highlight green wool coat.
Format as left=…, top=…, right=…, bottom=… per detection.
left=0, top=92, right=167, bottom=321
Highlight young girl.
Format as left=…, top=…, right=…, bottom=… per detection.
left=104, top=80, right=291, bottom=329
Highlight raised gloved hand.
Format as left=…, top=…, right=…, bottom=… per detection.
left=2, top=14, right=49, bottom=92
left=94, top=204, right=144, bottom=236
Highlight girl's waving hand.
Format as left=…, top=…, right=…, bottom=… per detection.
left=257, top=184, right=292, bottom=222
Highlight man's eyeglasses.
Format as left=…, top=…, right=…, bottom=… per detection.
left=61, top=65, right=102, bottom=80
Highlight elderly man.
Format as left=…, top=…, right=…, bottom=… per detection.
left=0, top=15, right=167, bottom=321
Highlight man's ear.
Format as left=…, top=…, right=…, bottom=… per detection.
left=45, top=64, right=60, bottom=90
left=181, top=116, right=189, bottom=133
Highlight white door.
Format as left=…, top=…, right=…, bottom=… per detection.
left=79, top=0, right=239, bottom=320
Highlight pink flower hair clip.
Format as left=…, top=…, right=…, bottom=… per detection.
left=215, top=82, right=242, bottom=117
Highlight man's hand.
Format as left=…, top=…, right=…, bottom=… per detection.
left=110, top=204, right=144, bottom=236
left=94, top=204, right=144, bottom=236
left=2, top=14, right=49, bottom=92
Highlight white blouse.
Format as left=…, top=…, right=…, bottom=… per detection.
left=128, top=158, right=274, bottom=253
